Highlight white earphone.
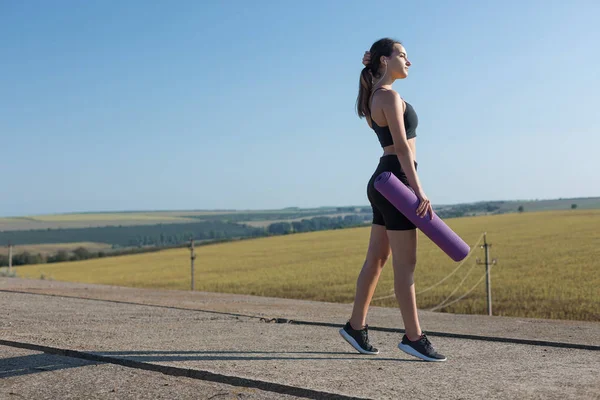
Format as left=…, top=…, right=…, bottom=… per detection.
left=373, top=58, right=388, bottom=88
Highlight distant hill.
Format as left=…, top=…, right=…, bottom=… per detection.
left=495, top=197, right=600, bottom=213
left=430, top=196, right=600, bottom=218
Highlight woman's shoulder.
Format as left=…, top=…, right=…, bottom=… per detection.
left=374, top=87, right=403, bottom=102
left=373, top=88, right=405, bottom=110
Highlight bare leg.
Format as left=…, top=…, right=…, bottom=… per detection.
left=348, top=224, right=390, bottom=329
left=387, top=228, right=422, bottom=341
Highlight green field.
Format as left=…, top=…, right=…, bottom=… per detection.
left=13, top=209, right=600, bottom=322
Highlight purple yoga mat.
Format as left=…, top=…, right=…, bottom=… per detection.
left=374, top=171, right=470, bottom=262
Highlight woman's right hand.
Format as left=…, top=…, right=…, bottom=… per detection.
left=415, top=190, right=434, bottom=220
left=362, top=51, right=371, bottom=66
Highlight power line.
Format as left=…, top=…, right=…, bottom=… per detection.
left=8, top=242, right=13, bottom=275
left=416, top=232, right=484, bottom=295
left=429, top=232, right=498, bottom=313
left=427, top=259, right=480, bottom=311
left=475, top=232, right=497, bottom=315
left=370, top=232, right=484, bottom=303
left=189, top=239, right=196, bottom=291
left=428, top=262, right=496, bottom=312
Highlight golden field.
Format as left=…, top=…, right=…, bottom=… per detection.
left=13, top=210, right=600, bottom=321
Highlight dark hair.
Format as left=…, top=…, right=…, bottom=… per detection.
left=356, top=38, right=401, bottom=119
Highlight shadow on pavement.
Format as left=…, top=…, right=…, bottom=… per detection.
left=0, top=353, right=100, bottom=379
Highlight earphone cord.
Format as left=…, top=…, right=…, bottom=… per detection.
left=369, top=62, right=388, bottom=112
left=372, top=62, right=387, bottom=89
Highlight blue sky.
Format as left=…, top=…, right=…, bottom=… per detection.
left=1, top=0, right=599, bottom=216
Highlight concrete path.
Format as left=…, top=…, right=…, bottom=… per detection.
left=1, top=277, right=599, bottom=399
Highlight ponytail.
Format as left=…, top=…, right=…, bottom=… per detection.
left=356, top=67, right=373, bottom=118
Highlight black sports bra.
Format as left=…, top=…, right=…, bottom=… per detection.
left=369, top=87, right=418, bottom=148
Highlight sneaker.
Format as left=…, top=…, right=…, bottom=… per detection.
left=398, top=332, right=447, bottom=362
left=339, top=321, right=379, bottom=355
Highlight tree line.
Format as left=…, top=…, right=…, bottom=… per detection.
left=0, top=244, right=184, bottom=267
left=187, top=209, right=356, bottom=223
left=266, top=215, right=369, bottom=234
left=0, top=220, right=265, bottom=248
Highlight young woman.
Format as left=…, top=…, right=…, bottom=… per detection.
left=339, top=38, right=447, bottom=362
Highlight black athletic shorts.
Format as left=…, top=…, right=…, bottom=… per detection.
left=366, top=154, right=418, bottom=231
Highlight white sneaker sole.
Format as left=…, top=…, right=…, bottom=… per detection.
left=398, top=343, right=447, bottom=362
left=339, top=328, right=379, bottom=355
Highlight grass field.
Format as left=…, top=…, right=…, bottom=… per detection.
left=13, top=209, right=600, bottom=321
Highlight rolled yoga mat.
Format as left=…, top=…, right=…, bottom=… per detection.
left=374, top=171, right=470, bottom=262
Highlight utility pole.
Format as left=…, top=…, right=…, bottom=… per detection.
left=476, top=232, right=497, bottom=316
left=189, top=239, right=196, bottom=291
left=8, top=242, right=13, bottom=275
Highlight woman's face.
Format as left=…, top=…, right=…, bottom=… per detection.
left=382, top=43, right=411, bottom=79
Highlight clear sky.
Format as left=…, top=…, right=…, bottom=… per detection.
left=2, top=0, right=599, bottom=217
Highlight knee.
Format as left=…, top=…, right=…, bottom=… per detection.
left=394, top=264, right=416, bottom=287
left=393, top=260, right=417, bottom=275
left=367, top=251, right=390, bottom=269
